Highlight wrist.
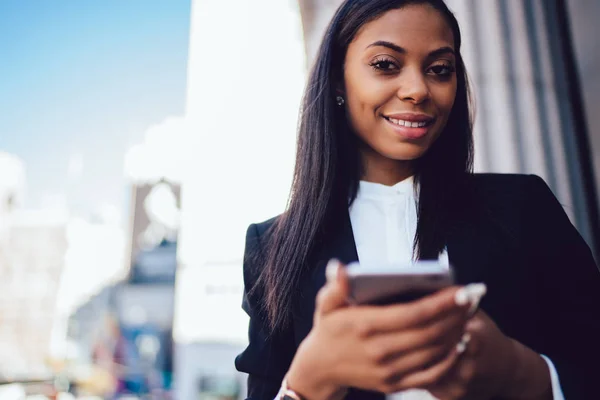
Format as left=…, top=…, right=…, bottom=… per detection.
left=499, top=339, right=552, bottom=400
left=285, top=361, right=344, bottom=400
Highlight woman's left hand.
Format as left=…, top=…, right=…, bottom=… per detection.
left=423, top=311, right=553, bottom=400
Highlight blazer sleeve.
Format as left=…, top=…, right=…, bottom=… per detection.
left=235, top=223, right=296, bottom=400
left=526, top=175, right=600, bottom=398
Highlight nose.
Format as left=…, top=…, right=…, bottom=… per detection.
left=396, top=67, right=429, bottom=104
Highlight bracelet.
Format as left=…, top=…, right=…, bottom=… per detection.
left=277, top=377, right=305, bottom=400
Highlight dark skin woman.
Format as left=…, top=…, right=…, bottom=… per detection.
left=235, top=1, right=600, bottom=399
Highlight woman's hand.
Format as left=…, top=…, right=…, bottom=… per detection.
left=425, top=311, right=553, bottom=400
left=285, top=260, right=472, bottom=400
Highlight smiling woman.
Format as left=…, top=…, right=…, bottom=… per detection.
left=234, top=1, right=600, bottom=399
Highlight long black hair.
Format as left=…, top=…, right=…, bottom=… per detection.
left=257, top=0, right=474, bottom=332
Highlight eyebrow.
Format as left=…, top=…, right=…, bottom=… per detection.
left=367, top=40, right=455, bottom=58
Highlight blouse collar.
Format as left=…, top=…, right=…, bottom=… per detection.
left=356, top=175, right=416, bottom=200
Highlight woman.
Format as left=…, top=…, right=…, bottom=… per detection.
left=235, top=0, right=600, bottom=399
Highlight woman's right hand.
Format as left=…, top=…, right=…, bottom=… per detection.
left=285, top=260, right=473, bottom=400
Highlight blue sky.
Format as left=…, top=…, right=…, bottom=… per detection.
left=0, top=0, right=191, bottom=220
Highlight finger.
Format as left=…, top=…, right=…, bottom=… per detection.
left=428, top=357, right=476, bottom=400
left=467, top=309, right=493, bottom=330
left=428, top=382, right=467, bottom=400
left=391, top=345, right=462, bottom=392
left=361, top=285, right=471, bottom=333
left=383, top=342, right=454, bottom=379
left=368, top=310, right=465, bottom=358
left=314, top=259, right=349, bottom=318
left=462, top=319, right=485, bottom=356
left=464, top=284, right=487, bottom=318
left=424, top=359, right=460, bottom=398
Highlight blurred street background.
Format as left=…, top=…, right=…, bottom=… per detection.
left=0, top=0, right=599, bottom=399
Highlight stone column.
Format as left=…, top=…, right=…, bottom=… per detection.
left=446, top=0, right=596, bottom=254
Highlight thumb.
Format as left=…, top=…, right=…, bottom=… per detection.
left=315, top=259, right=350, bottom=319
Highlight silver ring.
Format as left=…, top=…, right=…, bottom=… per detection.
left=456, top=332, right=472, bottom=354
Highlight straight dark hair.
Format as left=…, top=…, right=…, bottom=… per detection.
left=256, top=0, right=474, bottom=332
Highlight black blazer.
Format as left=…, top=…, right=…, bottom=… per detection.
left=235, top=174, right=600, bottom=400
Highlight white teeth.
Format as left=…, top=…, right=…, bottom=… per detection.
left=387, top=118, right=429, bottom=128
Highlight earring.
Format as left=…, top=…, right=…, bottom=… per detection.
left=336, top=95, right=345, bottom=106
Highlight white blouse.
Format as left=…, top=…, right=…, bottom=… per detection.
left=348, top=176, right=564, bottom=400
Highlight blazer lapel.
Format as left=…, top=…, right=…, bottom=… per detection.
left=446, top=211, right=517, bottom=317
left=447, top=223, right=489, bottom=285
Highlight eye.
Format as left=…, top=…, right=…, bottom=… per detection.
left=369, top=57, right=399, bottom=73
left=428, top=63, right=455, bottom=77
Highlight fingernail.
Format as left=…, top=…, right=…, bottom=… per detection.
left=325, top=259, right=340, bottom=283
left=456, top=332, right=472, bottom=354
left=455, top=283, right=487, bottom=307
left=467, top=283, right=487, bottom=315
left=467, top=283, right=487, bottom=299
left=454, top=286, right=469, bottom=306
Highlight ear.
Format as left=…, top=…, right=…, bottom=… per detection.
left=335, top=84, right=346, bottom=97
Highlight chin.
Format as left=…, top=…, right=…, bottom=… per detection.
left=380, top=143, right=432, bottom=162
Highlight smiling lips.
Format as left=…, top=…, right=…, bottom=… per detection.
left=387, top=118, right=430, bottom=128
left=383, top=113, right=435, bottom=139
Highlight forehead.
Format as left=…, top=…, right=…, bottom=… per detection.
left=350, top=4, right=455, bottom=53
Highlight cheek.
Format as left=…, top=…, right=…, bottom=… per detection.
left=345, top=87, right=391, bottom=142
left=347, top=86, right=383, bottom=118
left=344, top=68, right=392, bottom=118
left=433, top=81, right=457, bottom=118
left=422, top=82, right=457, bottom=147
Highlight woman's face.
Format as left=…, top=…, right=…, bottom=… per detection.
left=342, top=4, right=457, bottom=181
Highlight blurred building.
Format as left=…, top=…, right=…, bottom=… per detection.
left=0, top=210, right=68, bottom=381
left=67, top=285, right=117, bottom=367
left=64, top=180, right=180, bottom=398
left=65, top=285, right=120, bottom=397
left=0, top=152, right=69, bottom=381
left=0, top=151, right=25, bottom=246
left=117, top=180, right=179, bottom=396
left=0, top=152, right=24, bottom=209
left=0, top=150, right=133, bottom=391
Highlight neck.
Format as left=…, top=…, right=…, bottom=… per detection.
left=360, top=153, right=414, bottom=186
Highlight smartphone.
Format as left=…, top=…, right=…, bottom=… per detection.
left=346, top=261, right=455, bottom=305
